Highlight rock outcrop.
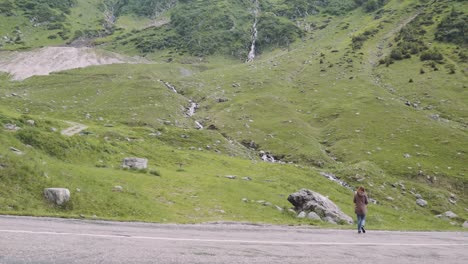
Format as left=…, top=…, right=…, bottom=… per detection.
left=44, top=188, right=70, bottom=205
left=288, top=189, right=353, bottom=224
left=122, top=157, right=148, bottom=169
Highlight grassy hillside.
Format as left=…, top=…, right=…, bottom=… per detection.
left=0, top=0, right=467, bottom=230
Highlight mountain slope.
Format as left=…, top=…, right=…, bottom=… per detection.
left=0, top=0, right=466, bottom=229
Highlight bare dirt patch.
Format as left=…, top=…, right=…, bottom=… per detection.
left=0, top=47, right=148, bottom=81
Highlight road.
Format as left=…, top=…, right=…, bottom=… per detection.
left=0, top=216, right=467, bottom=264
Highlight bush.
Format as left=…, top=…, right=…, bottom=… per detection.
left=435, top=8, right=467, bottom=45
left=390, top=49, right=403, bottom=60
left=420, top=50, right=444, bottom=61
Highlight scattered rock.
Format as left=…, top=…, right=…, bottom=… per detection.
left=122, top=157, right=148, bottom=169
left=242, top=177, right=252, bottom=181
left=443, top=211, right=458, bottom=219
left=449, top=198, right=457, bottom=204
left=297, top=211, right=307, bottom=218
left=307, top=212, right=321, bottom=221
left=242, top=198, right=249, bottom=203
left=26, top=120, right=35, bottom=126
left=225, top=175, right=236, bottom=179
left=112, top=186, right=123, bottom=192
left=275, top=205, right=284, bottom=212
left=288, top=189, right=353, bottom=224
left=4, top=123, right=20, bottom=131
left=43, top=188, right=70, bottom=205
left=416, top=198, right=428, bottom=207
left=9, top=147, right=24, bottom=155
left=403, top=153, right=411, bottom=158
left=386, top=196, right=394, bottom=201
left=415, top=194, right=422, bottom=199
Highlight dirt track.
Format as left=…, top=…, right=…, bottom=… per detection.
left=0, top=47, right=147, bottom=80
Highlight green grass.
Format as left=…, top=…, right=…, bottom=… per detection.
left=0, top=0, right=466, bottom=230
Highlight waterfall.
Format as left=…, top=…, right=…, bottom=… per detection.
left=188, top=100, right=203, bottom=129
left=195, top=121, right=204, bottom=130
left=246, top=0, right=259, bottom=63
left=187, top=100, right=198, bottom=117
left=260, top=151, right=276, bottom=163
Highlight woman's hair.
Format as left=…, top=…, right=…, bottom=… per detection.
left=358, top=186, right=366, bottom=192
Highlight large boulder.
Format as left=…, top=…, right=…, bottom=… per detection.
left=44, top=188, right=70, bottom=205
left=122, top=157, right=148, bottom=169
left=288, top=189, right=353, bottom=224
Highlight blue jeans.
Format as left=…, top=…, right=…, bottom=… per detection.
left=357, top=214, right=366, bottom=232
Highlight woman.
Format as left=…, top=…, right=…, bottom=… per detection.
left=353, top=186, right=369, bottom=234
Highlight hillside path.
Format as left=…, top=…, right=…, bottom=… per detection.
left=61, top=121, right=88, bottom=136
left=0, top=215, right=467, bottom=264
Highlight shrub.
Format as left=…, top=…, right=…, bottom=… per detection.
left=390, top=49, right=403, bottom=60
left=420, top=50, right=444, bottom=61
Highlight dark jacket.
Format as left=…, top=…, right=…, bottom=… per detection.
left=354, top=191, right=368, bottom=215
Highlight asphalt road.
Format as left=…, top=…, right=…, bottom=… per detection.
left=0, top=216, right=467, bottom=264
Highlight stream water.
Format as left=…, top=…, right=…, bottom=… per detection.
left=159, top=80, right=203, bottom=129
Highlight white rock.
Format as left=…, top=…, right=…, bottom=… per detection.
left=297, top=211, right=306, bottom=218
left=416, top=198, right=428, bottom=207
left=122, top=157, right=148, bottom=169
left=443, top=211, right=458, bottom=219
left=307, top=212, right=321, bottom=221
left=113, top=186, right=123, bottom=192
left=43, top=188, right=70, bottom=205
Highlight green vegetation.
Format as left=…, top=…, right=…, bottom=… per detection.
left=0, top=0, right=467, bottom=230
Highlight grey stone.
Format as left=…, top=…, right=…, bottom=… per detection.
left=288, top=189, right=353, bottom=224
left=416, top=198, right=428, bottom=207
left=415, top=194, right=422, bottom=199
left=9, top=147, right=23, bottom=155
left=297, top=211, right=306, bottom=218
left=443, top=211, right=458, bottom=219
left=449, top=198, right=457, bottom=204
left=4, top=123, right=20, bottom=131
left=26, top=120, right=35, bottom=126
left=44, top=188, right=70, bottom=205
left=275, top=205, right=284, bottom=212
left=242, top=198, right=249, bottom=202
left=122, top=157, right=148, bottom=169
left=386, top=196, right=394, bottom=201
left=242, top=177, right=252, bottom=181
left=225, top=175, right=236, bottom=179
left=307, top=212, right=321, bottom=221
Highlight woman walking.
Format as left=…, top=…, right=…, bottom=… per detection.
left=354, top=186, right=368, bottom=234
